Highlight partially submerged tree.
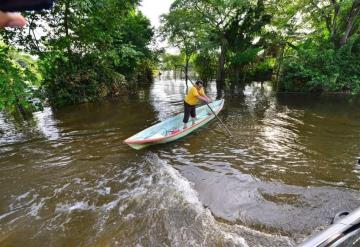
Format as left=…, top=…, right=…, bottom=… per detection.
left=225, top=0, right=271, bottom=83
left=169, top=0, right=271, bottom=90
left=3, top=0, right=154, bottom=107
left=171, top=0, right=247, bottom=89
left=160, top=8, right=204, bottom=87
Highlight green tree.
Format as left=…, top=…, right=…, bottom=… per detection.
left=170, top=0, right=271, bottom=90
left=3, top=0, right=154, bottom=107
left=298, top=0, right=360, bottom=47
left=160, top=8, right=204, bottom=87
left=0, top=42, right=40, bottom=117
left=171, top=0, right=247, bottom=89
left=193, top=50, right=218, bottom=84
left=272, top=0, right=360, bottom=93
left=160, top=53, right=183, bottom=71
left=225, top=0, right=271, bottom=84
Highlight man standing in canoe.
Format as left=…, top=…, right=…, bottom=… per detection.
left=183, top=80, right=211, bottom=129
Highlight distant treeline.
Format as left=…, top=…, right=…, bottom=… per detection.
left=159, top=0, right=360, bottom=93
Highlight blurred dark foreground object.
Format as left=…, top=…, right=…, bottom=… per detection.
left=0, top=0, right=54, bottom=12
left=298, top=207, right=360, bottom=247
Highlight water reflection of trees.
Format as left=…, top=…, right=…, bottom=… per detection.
left=274, top=94, right=360, bottom=189
left=222, top=83, right=360, bottom=189
left=0, top=108, right=60, bottom=145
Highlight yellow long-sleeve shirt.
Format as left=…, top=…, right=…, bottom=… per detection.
left=184, top=86, right=205, bottom=105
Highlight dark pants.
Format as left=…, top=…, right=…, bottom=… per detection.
left=183, top=101, right=196, bottom=123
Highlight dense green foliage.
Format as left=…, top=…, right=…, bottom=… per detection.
left=159, top=0, right=360, bottom=93
left=281, top=37, right=360, bottom=92
left=159, top=8, right=205, bottom=84
left=1, top=0, right=360, bottom=115
left=0, top=42, right=41, bottom=116
left=193, top=50, right=218, bottom=84
left=279, top=0, right=360, bottom=93
left=2, top=0, right=154, bottom=109
left=160, top=0, right=272, bottom=89
left=160, top=53, right=183, bottom=71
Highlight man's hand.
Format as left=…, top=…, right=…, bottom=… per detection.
left=203, top=98, right=211, bottom=104
left=0, top=11, right=26, bottom=28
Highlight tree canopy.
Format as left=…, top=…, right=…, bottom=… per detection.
left=1, top=0, right=360, bottom=117
left=1, top=0, right=155, bottom=114
left=160, top=0, right=360, bottom=93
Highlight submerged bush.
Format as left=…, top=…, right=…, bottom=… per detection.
left=280, top=37, right=360, bottom=93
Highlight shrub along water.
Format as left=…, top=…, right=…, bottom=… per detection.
left=280, top=37, right=360, bottom=93
left=2, top=0, right=360, bottom=115
left=2, top=0, right=155, bottom=110
left=0, top=42, right=42, bottom=117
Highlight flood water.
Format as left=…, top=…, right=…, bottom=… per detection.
left=1, top=77, right=360, bottom=246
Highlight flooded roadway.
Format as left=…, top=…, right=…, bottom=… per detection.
left=1, top=77, right=360, bottom=246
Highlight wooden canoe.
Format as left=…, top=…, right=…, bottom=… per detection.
left=124, top=99, right=225, bottom=150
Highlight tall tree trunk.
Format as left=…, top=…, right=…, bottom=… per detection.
left=185, top=55, right=190, bottom=89
left=275, top=44, right=286, bottom=92
left=234, top=65, right=240, bottom=84
left=15, top=99, right=31, bottom=120
left=339, top=0, right=360, bottom=46
left=330, top=0, right=340, bottom=45
left=216, top=36, right=228, bottom=91
left=242, top=66, right=248, bottom=84
left=64, top=0, right=72, bottom=64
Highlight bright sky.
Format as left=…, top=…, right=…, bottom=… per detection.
left=139, top=0, right=177, bottom=53
left=138, top=0, right=173, bottom=28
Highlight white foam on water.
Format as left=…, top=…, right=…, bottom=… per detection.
left=56, top=201, right=96, bottom=213
left=4, top=192, right=32, bottom=215
left=0, top=154, right=293, bottom=246
left=124, top=213, right=136, bottom=221
left=96, top=187, right=111, bottom=196
left=161, top=163, right=203, bottom=210
left=0, top=210, right=17, bottom=221
left=9, top=192, right=38, bottom=211
left=28, top=198, right=47, bottom=217
left=147, top=155, right=250, bottom=246
left=15, top=191, right=31, bottom=201
left=222, top=232, right=250, bottom=247
left=54, top=183, right=71, bottom=196
left=33, top=107, right=60, bottom=140
left=147, top=154, right=294, bottom=246
left=101, top=199, right=120, bottom=212
left=0, top=191, right=40, bottom=223
left=118, top=203, right=128, bottom=215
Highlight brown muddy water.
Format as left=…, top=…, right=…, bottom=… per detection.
left=1, top=77, right=360, bottom=246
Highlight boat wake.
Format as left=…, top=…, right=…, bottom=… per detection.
left=134, top=153, right=295, bottom=247
left=0, top=153, right=294, bottom=246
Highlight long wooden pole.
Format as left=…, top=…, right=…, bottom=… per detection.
left=186, top=76, right=233, bottom=137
